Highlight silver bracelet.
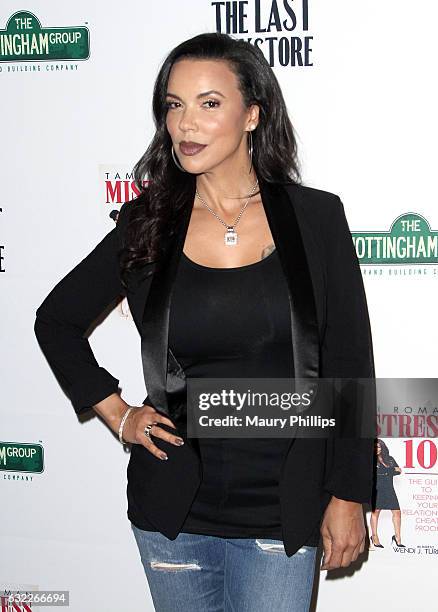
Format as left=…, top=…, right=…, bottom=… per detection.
left=118, top=406, right=134, bottom=444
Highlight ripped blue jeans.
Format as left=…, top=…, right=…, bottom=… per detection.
left=131, top=524, right=318, bottom=612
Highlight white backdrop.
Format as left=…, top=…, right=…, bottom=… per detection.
left=2, top=1, right=437, bottom=610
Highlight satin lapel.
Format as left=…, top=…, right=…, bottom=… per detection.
left=258, top=180, right=320, bottom=388
left=140, top=186, right=195, bottom=416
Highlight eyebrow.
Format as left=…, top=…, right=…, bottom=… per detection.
left=165, top=89, right=226, bottom=100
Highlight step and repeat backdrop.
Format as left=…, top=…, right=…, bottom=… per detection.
left=2, top=1, right=437, bottom=610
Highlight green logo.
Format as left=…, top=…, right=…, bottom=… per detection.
left=0, top=11, right=90, bottom=62
left=352, top=213, right=438, bottom=264
left=0, top=442, right=44, bottom=473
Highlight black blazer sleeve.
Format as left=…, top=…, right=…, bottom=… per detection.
left=34, top=202, right=130, bottom=415
left=320, top=196, right=376, bottom=504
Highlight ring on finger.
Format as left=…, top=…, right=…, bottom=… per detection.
left=144, top=422, right=158, bottom=439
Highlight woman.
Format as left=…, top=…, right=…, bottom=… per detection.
left=370, top=439, right=404, bottom=548
left=34, top=32, right=376, bottom=611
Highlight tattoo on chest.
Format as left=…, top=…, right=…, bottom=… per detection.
left=261, top=243, right=276, bottom=260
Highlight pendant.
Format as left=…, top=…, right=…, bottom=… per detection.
left=224, top=226, right=238, bottom=246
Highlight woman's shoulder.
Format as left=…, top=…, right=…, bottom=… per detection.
left=281, top=181, right=345, bottom=244
left=282, top=181, right=343, bottom=222
left=283, top=181, right=340, bottom=204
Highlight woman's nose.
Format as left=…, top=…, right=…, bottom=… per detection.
left=178, top=108, right=198, bottom=131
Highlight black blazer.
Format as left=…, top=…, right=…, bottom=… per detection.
left=34, top=178, right=376, bottom=557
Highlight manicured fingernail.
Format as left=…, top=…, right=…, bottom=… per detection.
left=175, top=438, right=184, bottom=445
left=160, top=453, right=168, bottom=460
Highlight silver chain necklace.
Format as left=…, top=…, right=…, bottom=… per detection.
left=195, top=178, right=259, bottom=246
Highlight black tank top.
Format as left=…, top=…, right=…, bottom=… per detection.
left=167, top=247, right=294, bottom=539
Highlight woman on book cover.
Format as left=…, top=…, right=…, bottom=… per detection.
left=370, top=438, right=404, bottom=548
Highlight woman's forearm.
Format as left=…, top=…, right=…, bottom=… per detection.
left=93, top=392, right=129, bottom=434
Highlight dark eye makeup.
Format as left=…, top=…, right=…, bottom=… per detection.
left=165, top=99, right=220, bottom=109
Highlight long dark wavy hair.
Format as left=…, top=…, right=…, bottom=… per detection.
left=375, top=438, right=395, bottom=466
left=119, top=31, right=302, bottom=290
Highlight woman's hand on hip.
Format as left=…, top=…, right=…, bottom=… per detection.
left=319, top=496, right=366, bottom=570
left=123, top=404, right=185, bottom=460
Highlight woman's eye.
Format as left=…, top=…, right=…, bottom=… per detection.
left=203, top=99, right=220, bottom=108
left=165, top=101, right=180, bottom=109
left=165, top=99, right=220, bottom=110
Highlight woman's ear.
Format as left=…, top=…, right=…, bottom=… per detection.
left=247, top=103, right=260, bottom=130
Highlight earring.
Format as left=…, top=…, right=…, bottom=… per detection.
left=248, top=126, right=254, bottom=174
left=171, top=144, right=187, bottom=172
